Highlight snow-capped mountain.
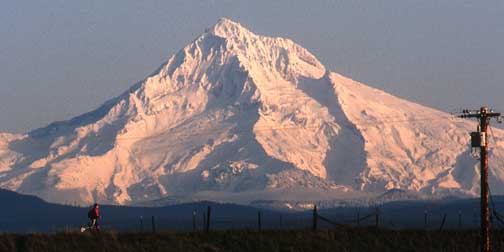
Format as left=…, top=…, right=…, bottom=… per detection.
left=1, top=18, right=503, bottom=205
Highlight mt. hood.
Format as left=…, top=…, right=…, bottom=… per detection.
left=1, top=18, right=503, bottom=205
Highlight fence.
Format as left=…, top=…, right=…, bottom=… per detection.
left=90, top=204, right=504, bottom=234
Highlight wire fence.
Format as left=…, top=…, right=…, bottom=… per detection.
left=70, top=203, right=504, bottom=235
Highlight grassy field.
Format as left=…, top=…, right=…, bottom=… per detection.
left=0, top=228, right=503, bottom=252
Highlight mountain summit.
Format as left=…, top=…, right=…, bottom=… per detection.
left=1, top=19, right=503, bottom=205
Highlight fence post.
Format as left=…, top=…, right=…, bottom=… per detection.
left=439, top=213, right=447, bottom=231
left=205, top=206, right=211, bottom=233
left=357, top=209, right=360, bottom=226
left=192, top=210, right=197, bottom=232
left=458, top=210, right=462, bottom=229
left=258, top=211, right=262, bottom=232
left=312, top=205, right=318, bottom=231
left=375, top=207, right=380, bottom=228
left=490, top=208, right=494, bottom=226
left=140, top=216, right=144, bottom=232
left=203, top=211, right=206, bottom=230
left=151, top=216, right=156, bottom=233
left=424, top=210, right=428, bottom=229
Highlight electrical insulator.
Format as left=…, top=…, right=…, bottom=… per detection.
left=480, top=132, right=486, bottom=147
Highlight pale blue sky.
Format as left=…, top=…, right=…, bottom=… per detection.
left=1, top=0, right=503, bottom=133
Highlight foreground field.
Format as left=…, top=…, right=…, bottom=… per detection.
left=0, top=228, right=503, bottom=252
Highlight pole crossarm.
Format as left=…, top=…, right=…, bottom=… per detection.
left=457, top=111, right=501, bottom=119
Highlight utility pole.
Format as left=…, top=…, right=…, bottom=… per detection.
left=458, top=106, right=502, bottom=252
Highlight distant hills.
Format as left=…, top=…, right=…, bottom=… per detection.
left=1, top=189, right=504, bottom=232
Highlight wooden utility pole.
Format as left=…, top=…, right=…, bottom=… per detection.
left=458, top=106, right=502, bottom=252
